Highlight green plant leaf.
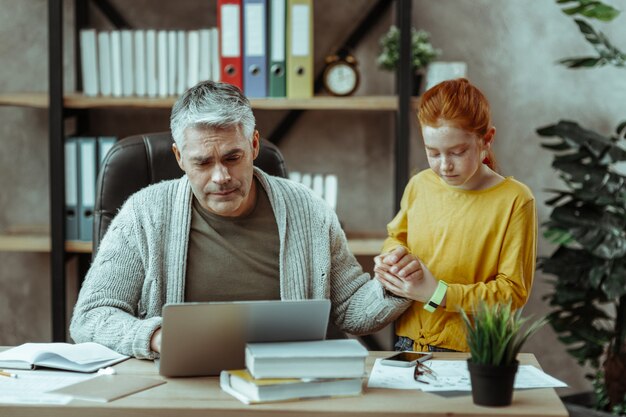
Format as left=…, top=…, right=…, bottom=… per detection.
left=544, top=192, right=573, bottom=207
left=544, top=227, right=575, bottom=244
left=559, top=57, right=603, bottom=67
left=537, top=121, right=616, bottom=154
left=377, top=25, right=440, bottom=71
left=460, top=301, right=545, bottom=366
left=558, top=0, right=621, bottom=21
left=602, top=264, right=626, bottom=298
left=589, top=264, right=608, bottom=288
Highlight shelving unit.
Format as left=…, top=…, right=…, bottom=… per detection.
left=0, top=92, right=417, bottom=111
left=0, top=234, right=383, bottom=256
left=0, top=0, right=414, bottom=341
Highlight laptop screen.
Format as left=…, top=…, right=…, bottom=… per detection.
left=158, top=299, right=331, bottom=377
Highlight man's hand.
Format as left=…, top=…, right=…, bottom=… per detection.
left=150, top=328, right=162, bottom=353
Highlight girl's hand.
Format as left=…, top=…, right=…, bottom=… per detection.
left=375, top=259, right=440, bottom=303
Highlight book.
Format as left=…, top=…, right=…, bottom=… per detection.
left=220, top=369, right=362, bottom=404
left=245, top=339, right=368, bottom=379
left=0, top=342, right=128, bottom=372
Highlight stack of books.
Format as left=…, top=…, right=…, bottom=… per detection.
left=220, top=339, right=368, bottom=404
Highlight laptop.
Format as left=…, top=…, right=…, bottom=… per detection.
left=158, top=299, right=331, bottom=377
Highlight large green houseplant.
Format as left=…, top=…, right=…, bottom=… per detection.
left=460, top=301, right=546, bottom=406
left=537, top=1, right=626, bottom=414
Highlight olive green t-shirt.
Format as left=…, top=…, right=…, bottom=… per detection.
left=184, top=180, right=281, bottom=302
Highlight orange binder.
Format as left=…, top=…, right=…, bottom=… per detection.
left=218, top=0, right=243, bottom=90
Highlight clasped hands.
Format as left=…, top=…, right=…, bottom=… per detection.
left=374, top=246, right=439, bottom=303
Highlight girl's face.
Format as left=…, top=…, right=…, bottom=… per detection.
left=422, top=122, right=494, bottom=191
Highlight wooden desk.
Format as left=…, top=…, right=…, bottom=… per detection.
left=2, top=352, right=568, bottom=417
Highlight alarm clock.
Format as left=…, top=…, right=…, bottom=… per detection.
left=322, top=54, right=360, bottom=97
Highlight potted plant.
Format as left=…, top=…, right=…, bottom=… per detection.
left=537, top=119, right=626, bottom=415
left=536, top=1, right=626, bottom=415
left=460, top=301, right=546, bottom=407
left=377, top=25, right=440, bottom=94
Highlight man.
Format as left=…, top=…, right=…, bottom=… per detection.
left=70, top=81, right=413, bottom=359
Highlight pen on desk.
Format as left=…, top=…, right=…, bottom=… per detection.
left=0, top=370, right=18, bottom=379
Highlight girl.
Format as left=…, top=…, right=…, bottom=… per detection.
left=374, top=78, right=537, bottom=352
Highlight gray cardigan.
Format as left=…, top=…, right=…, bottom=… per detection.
left=70, top=169, right=410, bottom=358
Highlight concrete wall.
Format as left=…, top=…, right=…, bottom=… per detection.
left=2, top=0, right=625, bottom=395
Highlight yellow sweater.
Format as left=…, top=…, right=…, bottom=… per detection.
left=382, top=169, right=537, bottom=352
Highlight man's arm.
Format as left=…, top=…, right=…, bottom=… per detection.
left=69, top=205, right=163, bottom=359
left=326, top=212, right=411, bottom=335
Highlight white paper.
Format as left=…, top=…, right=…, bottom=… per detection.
left=367, top=359, right=567, bottom=392
left=0, top=370, right=95, bottom=404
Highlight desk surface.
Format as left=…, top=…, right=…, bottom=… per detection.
left=2, top=352, right=567, bottom=417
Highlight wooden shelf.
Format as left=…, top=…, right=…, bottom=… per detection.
left=348, top=238, right=384, bottom=256
left=0, top=233, right=381, bottom=256
left=0, top=92, right=416, bottom=111
left=0, top=93, right=49, bottom=108
left=0, top=235, right=91, bottom=253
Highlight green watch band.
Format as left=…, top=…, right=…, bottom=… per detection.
left=424, top=280, right=448, bottom=313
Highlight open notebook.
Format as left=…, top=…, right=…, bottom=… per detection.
left=0, top=342, right=129, bottom=372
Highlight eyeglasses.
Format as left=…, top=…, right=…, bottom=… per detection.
left=413, top=360, right=437, bottom=384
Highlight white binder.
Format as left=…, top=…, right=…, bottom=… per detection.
left=97, top=31, right=112, bottom=96
left=79, top=29, right=99, bottom=96
left=167, top=30, right=177, bottom=96
left=187, top=30, right=200, bottom=88
left=121, top=30, right=135, bottom=96
left=77, top=138, right=97, bottom=242
left=176, top=30, right=187, bottom=94
left=146, top=30, right=158, bottom=97
left=110, top=30, right=123, bottom=97
left=134, top=30, right=147, bottom=96
left=157, top=30, right=169, bottom=97
left=64, top=138, right=79, bottom=240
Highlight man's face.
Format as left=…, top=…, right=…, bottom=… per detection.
left=173, top=126, right=260, bottom=217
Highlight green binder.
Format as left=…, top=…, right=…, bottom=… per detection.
left=268, top=0, right=286, bottom=97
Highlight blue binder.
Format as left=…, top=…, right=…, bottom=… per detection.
left=243, top=0, right=268, bottom=97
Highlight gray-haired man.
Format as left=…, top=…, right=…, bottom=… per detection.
left=70, top=81, right=412, bottom=359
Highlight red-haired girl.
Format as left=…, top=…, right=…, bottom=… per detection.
left=374, top=78, right=537, bottom=352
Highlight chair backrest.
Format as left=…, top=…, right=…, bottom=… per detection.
left=93, top=131, right=288, bottom=259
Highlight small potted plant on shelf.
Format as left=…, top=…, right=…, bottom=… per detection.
left=377, top=25, right=440, bottom=95
left=460, top=300, right=546, bottom=407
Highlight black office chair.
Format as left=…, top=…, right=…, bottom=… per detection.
left=92, top=131, right=288, bottom=258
